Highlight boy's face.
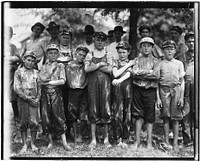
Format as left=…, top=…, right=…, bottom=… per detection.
left=94, top=37, right=106, bottom=50
left=32, top=26, right=43, bottom=37
left=59, top=34, right=71, bottom=46
left=23, top=56, right=35, bottom=69
left=76, top=50, right=87, bottom=63
left=49, top=28, right=59, bottom=38
left=140, top=29, right=150, bottom=38
left=171, top=30, right=180, bottom=42
left=186, top=37, right=194, bottom=51
left=117, top=48, right=129, bottom=61
left=114, top=31, right=123, bottom=42
left=47, top=49, right=59, bottom=62
left=163, top=47, right=176, bottom=60
left=140, top=42, right=153, bottom=56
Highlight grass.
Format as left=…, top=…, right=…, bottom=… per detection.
left=9, top=110, right=194, bottom=159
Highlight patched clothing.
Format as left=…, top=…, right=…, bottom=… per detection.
left=14, top=67, right=40, bottom=131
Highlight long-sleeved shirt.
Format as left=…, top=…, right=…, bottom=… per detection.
left=39, top=61, right=66, bottom=87
left=132, top=54, right=159, bottom=89
left=66, top=61, right=87, bottom=89
left=14, top=67, right=41, bottom=100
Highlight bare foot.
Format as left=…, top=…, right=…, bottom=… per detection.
left=75, top=136, right=82, bottom=143
left=47, top=143, right=53, bottom=149
left=89, top=140, right=96, bottom=150
left=31, top=144, right=38, bottom=152
left=173, top=144, right=179, bottom=152
left=19, top=144, right=27, bottom=154
left=63, top=144, right=72, bottom=151
left=121, top=142, right=128, bottom=149
left=131, top=142, right=139, bottom=150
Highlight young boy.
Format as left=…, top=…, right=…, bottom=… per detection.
left=39, top=44, right=71, bottom=151
left=111, top=41, right=134, bottom=148
left=132, top=37, right=159, bottom=150
left=84, top=31, right=112, bottom=149
left=14, top=51, right=41, bottom=153
left=65, top=45, right=89, bottom=143
left=156, top=40, right=185, bottom=152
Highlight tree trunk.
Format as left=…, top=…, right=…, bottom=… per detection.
left=129, top=8, right=140, bottom=59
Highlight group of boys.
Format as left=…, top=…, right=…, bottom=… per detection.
left=7, top=22, right=195, bottom=154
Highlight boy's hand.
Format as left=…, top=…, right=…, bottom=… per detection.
left=128, top=60, right=135, bottom=67
left=178, top=98, right=184, bottom=108
left=156, top=98, right=163, bottom=109
left=112, top=79, right=121, bottom=86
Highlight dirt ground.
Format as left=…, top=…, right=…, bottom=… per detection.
left=9, top=110, right=194, bottom=159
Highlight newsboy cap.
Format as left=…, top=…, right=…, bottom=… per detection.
left=170, top=26, right=183, bottom=35
left=184, top=31, right=194, bottom=41
left=94, top=31, right=107, bottom=41
left=76, top=45, right=89, bottom=54
left=47, top=21, right=60, bottom=32
left=162, top=40, right=176, bottom=49
left=138, top=24, right=151, bottom=33
left=23, top=51, right=37, bottom=59
left=46, top=44, right=59, bottom=52
left=116, top=41, right=131, bottom=51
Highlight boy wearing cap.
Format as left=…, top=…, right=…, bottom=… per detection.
left=106, top=26, right=126, bottom=61
left=14, top=51, right=41, bottom=153
left=132, top=37, right=159, bottom=150
left=84, top=31, right=112, bottom=149
left=137, top=24, right=164, bottom=60
left=65, top=45, right=89, bottom=143
left=156, top=40, right=185, bottom=151
left=181, top=32, right=195, bottom=147
left=39, top=44, right=71, bottom=151
left=170, top=26, right=188, bottom=69
left=111, top=41, right=134, bottom=148
left=21, top=22, right=46, bottom=70
left=57, top=30, right=73, bottom=65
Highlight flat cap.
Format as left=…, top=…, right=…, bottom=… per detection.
left=116, top=41, right=131, bottom=51
left=23, top=51, right=37, bottom=59
left=47, top=21, right=60, bottom=32
left=170, top=26, right=183, bottom=35
left=94, top=31, right=107, bottom=41
left=184, top=31, right=194, bottom=41
left=162, top=40, right=176, bottom=49
left=139, top=24, right=151, bottom=33
left=76, top=45, right=89, bottom=54
left=46, top=44, right=59, bottom=51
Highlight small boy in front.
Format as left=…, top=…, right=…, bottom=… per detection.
left=132, top=37, right=159, bottom=150
left=156, top=40, right=185, bottom=152
left=14, top=51, right=41, bottom=153
left=65, top=45, right=89, bottom=143
left=111, top=41, right=134, bottom=148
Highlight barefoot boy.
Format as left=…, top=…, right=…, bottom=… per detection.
left=65, top=45, right=89, bottom=143
left=14, top=51, right=41, bottom=153
left=132, top=37, right=159, bottom=150
left=157, top=40, right=185, bottom=151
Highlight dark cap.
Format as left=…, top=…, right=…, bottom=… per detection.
left=139, top=24, right=151, bottom=33
left=114, top=26, right=126, bottom=34
left=59, top=30, right=73, bottom=38
left=23, top=51, right=37, bottom=59
left=76, top=45, right=89, bottom=54
left=84, top=25, right=95, bottom=34
left=47, top=21, right=60, bottom=32
left=31, top=22, right=45, bottom=32
left=94, top=31, right=107, bottom=41
left=184, top=31, right=194, bottom=41
left=162, top=40, right=176, bottom=49
left=116, top=41, right=131, bottom=51
left=170, top=26, right=183, bottom=35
